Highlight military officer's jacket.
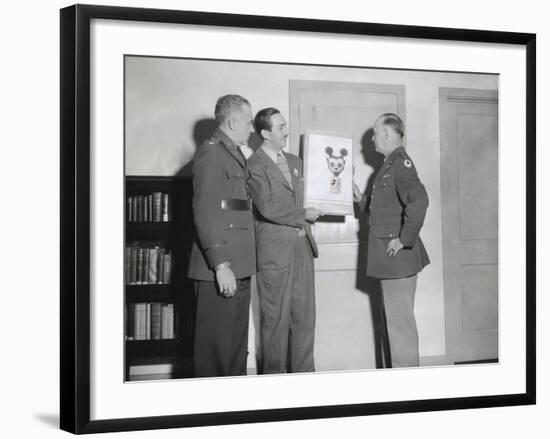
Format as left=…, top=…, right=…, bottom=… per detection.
left=366, top=146, right=430, bottom=279
left=187, top=128, right=256, bottom=281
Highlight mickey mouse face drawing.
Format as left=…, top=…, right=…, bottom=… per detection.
left=325, top=147, right=348, bottom=177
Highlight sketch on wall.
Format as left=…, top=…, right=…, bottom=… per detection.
left=303, top=133, right=354, bottom=215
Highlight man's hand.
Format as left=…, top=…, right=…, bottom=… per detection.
left=215, top=262, right=237, bottom=297
left=353, top=181, right=363, bottom=203
left=305, top=207, right=323, bottom=222
left=386, top=238, right=404, bottom=257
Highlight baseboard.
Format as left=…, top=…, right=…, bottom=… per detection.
left=419, top=355, right=451, bottom=367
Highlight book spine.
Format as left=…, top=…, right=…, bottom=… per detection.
left=135, top=303, right=146, bottom=340
left=146, top=303, right=152, bottom=340
left=125, top=246, right=131, bottom=285
left=151, top=303, right=162, bottom=340
left=161, top=304, right=168, bottom=339
left=167, top=304, right=175, bottom=339
left=143, top=247, right=150, bottom=285
left=127, top=196, right=133, bottom=223
left=137, top=247, right=144, bottom=285
left=143, top=194, right=149, bottom=223
left=130, top=245, right=137, bottom=285
left=132, top=196, right=137, bottom=224
left=148, top=246, right=158, bottom=284
left=137, top=196, right=142, bottom=222
left=152, top=192, right=162, bottom=222
left=126, top=303, right=135, bottom=340
left=162, top=193, right=170, bottom=222
left=163, top=251, right=171, bottom=285
left=157, top=248, right=165, bottom=284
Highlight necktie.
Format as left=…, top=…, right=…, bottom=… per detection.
left=276, top=152, right=293, bottom=189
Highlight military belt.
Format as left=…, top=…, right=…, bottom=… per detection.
left=221, top=198, right=251, bottom=211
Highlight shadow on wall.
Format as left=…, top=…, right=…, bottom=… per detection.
left=175, top=118, right=218, bottom=177
left=355, top=127, right=391, bottom=369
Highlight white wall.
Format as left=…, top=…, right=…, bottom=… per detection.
left=126, top=56, right=497, bottom=360
left=3, top=0, right=547, bottom=438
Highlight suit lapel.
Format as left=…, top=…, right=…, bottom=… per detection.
left=258, top=148, right=293, bottom=192
left=286, top=153, right=300, bottom=194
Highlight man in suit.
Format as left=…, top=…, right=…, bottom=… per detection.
left=187, top=94, right=256, bottom=377
left=354, top=112, right=430, bottom=368
left=247, top=107, right=323, bottom=374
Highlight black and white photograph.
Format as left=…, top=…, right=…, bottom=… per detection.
left=124, top=55, right=499, bottom=381
left=51, top=1, right=538, bottom=436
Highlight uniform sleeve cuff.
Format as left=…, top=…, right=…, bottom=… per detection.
left=400, top=231, right=418, bottom=248
left=205, top=245, right=231, bottom=270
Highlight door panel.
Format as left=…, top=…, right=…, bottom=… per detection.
left=439, top=88, right=498, bottom=363
left=456, top=113, right=498, bottom=240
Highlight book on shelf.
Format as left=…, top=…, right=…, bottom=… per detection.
left=136, top=248, right=143, bottom=285
left=148, top=247, right=159, bottom=284
left=125, top=246, right=131, bottom=286
left=126, top=302, right=176, bottom=341
left=127, top=197, right=133, bottom=223
left=127, top=192, right=171, bottom=223
left=137, top=196, right=142, bottom=223
left=153, top=192, right=162, bottom=222
left=151, top=303, right=162, bottom=340
left=163, top=251, right=171, bottom=284
left=130, top=245, right=138, bottom=285
left=126, top=303, right=136, bottom=340
left=125, top=243, right=172, bottom=286
left=162, top=193, right=170, bottom=222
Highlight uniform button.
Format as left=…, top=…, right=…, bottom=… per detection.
left=389, top=233, right=393, bottom=237
left=229, top=224, right=233, bottom=228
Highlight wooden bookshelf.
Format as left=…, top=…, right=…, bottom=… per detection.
left=124, top=176, right=195, bottom=381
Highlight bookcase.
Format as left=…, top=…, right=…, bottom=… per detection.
left=125, top=176, right=195, bottom=381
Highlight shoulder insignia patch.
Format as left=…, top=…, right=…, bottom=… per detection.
left=403, top=159, right=412, bottom=168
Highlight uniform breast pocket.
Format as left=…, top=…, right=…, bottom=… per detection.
left=225, top=167, right=247, bottom=198
left=226, top=167, right=245, bottom=181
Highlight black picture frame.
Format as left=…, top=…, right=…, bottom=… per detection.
left=60, top=4, right=536, bottom=434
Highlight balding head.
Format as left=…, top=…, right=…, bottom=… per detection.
left=372, top=113, right=405, bottom=156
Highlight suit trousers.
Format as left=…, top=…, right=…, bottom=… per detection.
left=257, top=236, right=315, bottom=374
left=380, top=275, right=419, bottom=368
left=193, top=277, right=251, bottom=377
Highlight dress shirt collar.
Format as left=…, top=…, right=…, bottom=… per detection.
left=261, top=144, right=285, bottom=164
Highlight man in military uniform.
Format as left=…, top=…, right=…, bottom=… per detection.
left=188, top=94, right=256, bottom=377
left=247, top=108, right=322, bottom=374
left=354, top=113, right=430, bottom=368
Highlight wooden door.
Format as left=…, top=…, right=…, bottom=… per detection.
left=289, top=80, right=405, bottom=371
left=439, top=88, right=499, bottom=364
